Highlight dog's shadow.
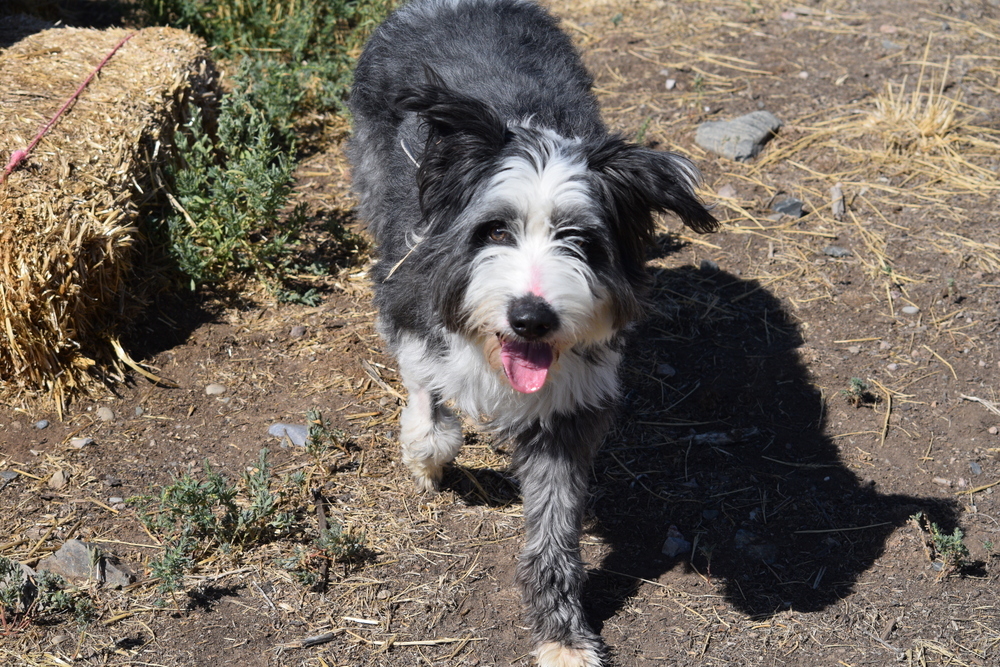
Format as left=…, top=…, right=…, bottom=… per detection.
left=584, top=259, right=960, bottom=628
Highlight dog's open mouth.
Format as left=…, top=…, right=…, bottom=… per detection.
left=499, top=338, right=554, bottom=394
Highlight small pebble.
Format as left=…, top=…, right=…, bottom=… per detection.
left=989, top=426, right=998, bottom=435
left=797, top=71, right=809, bottom=79
left=901, top=306, right=920, bottom=315
left=662, top=525, right=692, bottom=558
left=48, top=469, right=68, bottom=490
left=134, top=406, right=144, bottom=417
left=847, top=346, right=860, bottom=355
left=830, top=183, right=845, bottom=220
left=716, top=184, right=737, bottom=199
left=887, top=363, right=899, bottom=371
left=268, top=423, right=309, bottom=447
left=664, top=78, right=676, bottom=90
left=772, top=197, right=804, bottom=218
left=290, top=325, right=307, bottom=338
left=96, top=407, right=114, bottom=422
left=104, top=475, right=122, bottom=487
left=35, top=420, right=49, bottom=429
left=700, top=259, right=719, bottom=273
left=822, top=245, right=852, bottom=258
left=1, top=470, right=18, bottom=481
left=970, top=461, right=983, bottom=476
left=932, top=477, right=952, bottom=487
left=656, top=363, right=677, bottom=377
left=108, top=496, right=124, bottom=504
left=702, top=509, right=719, bottom=520
left=69, top=437, right=94, bottom=449
left=205, top=383, right=226, bottom=396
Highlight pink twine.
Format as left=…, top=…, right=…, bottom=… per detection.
left=2, top=31, right=137, bottom=184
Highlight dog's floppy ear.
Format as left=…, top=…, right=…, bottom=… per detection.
left=588, top=138, right=718, bottom=235
left=396, top=68, right=508, bottom=148
left=396, top=69, right=510, bottom=224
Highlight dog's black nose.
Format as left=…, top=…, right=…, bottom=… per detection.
left=508, top=295, right=559, bottom=340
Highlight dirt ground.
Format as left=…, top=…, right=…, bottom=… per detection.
left=3, top=0, right=1000, bottom=665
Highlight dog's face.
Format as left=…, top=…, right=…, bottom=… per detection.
left=396, top=81, right=717, bottom=394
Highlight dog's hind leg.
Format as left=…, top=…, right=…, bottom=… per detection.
left=514, top=410, right=612, bottom=667
left=399, top=384, right=463, bottom=493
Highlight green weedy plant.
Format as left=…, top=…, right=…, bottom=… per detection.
left=0, top=556, right=26, bottom=619
left=276, top=520, right=368, bottom=587
left=1, top=558, right=93, bottom=630
left=140, top=449, right=296, bottom=591
left=142, top=0, right=393, bottom=289
left=305, top=408, right=347, bottom=459
left=165, top=99, right=306, bottom=287
left=841, top=377, right=876, bottom=407
left=912, top=512, right=972, bottom=575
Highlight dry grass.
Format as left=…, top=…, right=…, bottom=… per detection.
left=0, top=23, right=218, bottom=412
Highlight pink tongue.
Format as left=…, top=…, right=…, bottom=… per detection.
left=500, top=341, right=553, bottom=393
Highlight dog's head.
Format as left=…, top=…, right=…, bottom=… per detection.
left=396, top=80, right=717, bottom=394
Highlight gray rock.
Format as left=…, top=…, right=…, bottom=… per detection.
left=48, top=469, right=68, bottom=490
left=269, top=423, right=309, bottom=447
left=35, top=539, right=134, bottom=588
left=69, top=437, right=94, bottom=449
left=96, top=406, right=114, bottom=422
left=772, top=197, right=804, bottom=218
left=970, top=461, right=983, bottom=476
left=290, top=325, right=307, bottom=338
left=747, top=543, right=778, bottom=564
left=205, top=383, right=226, bottom=396
left=830, top=183, right=846, bottom=220
left=695, top=111, right=782, bottom=161
left=656, top=363, right=676, bottom=378
left=103, top=475, right=122, bottom=487
left=1, top=470, right=17, bottom=481
left=35, top=420, right=49, bottom=429
left=734, top=529, right=755, bottom=548
left=716, top=184, right=737, bottom=199
left=823, top=245, right=852, bottom=258
left=699, top=259, right=719, bottom=273
left=901, top=306, right=920, bottom=315
left=661, top=525, right=692, bottom=558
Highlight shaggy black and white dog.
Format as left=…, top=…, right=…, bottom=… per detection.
left=349, top=1, right=717, bottom=664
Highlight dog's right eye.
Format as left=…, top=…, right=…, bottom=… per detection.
left=488, top=222, right=508, bottom=243
left=475, top=220, right=510, bottom=245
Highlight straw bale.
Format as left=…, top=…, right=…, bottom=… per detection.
left=0, top=23, right=219, bottom=408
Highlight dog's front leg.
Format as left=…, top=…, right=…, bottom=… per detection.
left=399, top=383, right=463, bottom=493
left=513, top=411, right=611, bottom=667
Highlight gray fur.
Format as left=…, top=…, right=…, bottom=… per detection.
left=348, top=1, right=716, bottom=664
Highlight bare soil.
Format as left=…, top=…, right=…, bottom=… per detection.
left=3, top=1, right=1000, bottom=665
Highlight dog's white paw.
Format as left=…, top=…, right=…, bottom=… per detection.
left=399, top=390, right=463, bottom=493
left=403, top=454, right=446, bottom=493
left=534, top=642, right=602, bottom=667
